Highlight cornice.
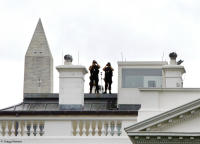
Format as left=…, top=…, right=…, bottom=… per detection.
left=125, top=98, right=200, bottom=132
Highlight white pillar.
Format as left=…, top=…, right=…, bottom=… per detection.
left=107, top=121, right=112, bottom=136
left=88, top=121, right=93, bottom=136
left=4, top=121, right=9, bottom=136
left=94, top=121, right=98, bottom=136
left=29, top=121, right=33, bottom=136
left=82, top=121, right=86, bottom=136
left=113, top=121, right=118, bottom=136
left=0, top=121, right=2, bottom=136
left=24, top=121, right=28, bottom=136
left=76, top=121, right=80, bottom=136
left=101, top=121, right=106, bottom=136
left=10, top=121, right=15, bottom=136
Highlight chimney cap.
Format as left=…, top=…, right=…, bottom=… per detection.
left=169, top=52, right=177, bottom=59
left=64, top=54, right=73, bottom=62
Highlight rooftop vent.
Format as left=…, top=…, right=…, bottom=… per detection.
left=169, top=52, right=177, bottom=65
left=64, top=54, right=73, bottom=65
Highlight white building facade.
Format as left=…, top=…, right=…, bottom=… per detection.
left=1, top=19, right=200, bottom=144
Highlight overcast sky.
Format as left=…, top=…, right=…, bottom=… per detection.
left=0, top=0, right=200, bottom=109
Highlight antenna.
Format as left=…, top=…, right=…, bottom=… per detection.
left=162, top=51, right=164, bottom=62
left=61, top=47, right=64, bottom=64
left=78, top=51, right=79, bottom=64
left=124, top=47, right=127, bottom=62
left=121, top=52, right=123, bottom=62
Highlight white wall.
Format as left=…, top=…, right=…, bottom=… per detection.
left=138, top=88, right=200, bottom=121
left=118, top=88, right=141, bottom=105
left=163, top=66, right=185, bottom=88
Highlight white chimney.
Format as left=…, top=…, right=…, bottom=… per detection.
left=162, top=52, right=185, bottom=88
left=56, top=55, right=88, bottom=110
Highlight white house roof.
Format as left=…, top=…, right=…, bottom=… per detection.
left=125, top=98, right=200, bottom=132
left=125, top=98, right=200, bottom=144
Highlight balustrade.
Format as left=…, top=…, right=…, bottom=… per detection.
left=0, top=118, right=133, bottom=137
left=0, top=120, right=44, bottom=137
left=72, top=120, right=122, bottom=136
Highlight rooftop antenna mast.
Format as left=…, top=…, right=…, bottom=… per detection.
left=121, top=52, right=124, bottom=62
left=61, top=47, right=64, bottom=64
left=78, top=51, right=79, bottom=64
left=162, top=51, right=164, bottom=62
left=125, top=47, right=127, bottom=62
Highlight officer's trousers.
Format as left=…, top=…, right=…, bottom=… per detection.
left=89, top=77, right=99, bottom=93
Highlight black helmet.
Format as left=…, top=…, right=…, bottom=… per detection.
left=107, top=62, right=111, bottom=66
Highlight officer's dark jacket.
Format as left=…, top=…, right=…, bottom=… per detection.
left=90, top=65, right=99, bottom=78
left=104, top=67, right=113, bottom=80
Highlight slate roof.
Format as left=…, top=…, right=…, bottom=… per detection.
left=0, top=93, right=140, bottom=116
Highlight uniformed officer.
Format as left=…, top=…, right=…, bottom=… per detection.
left=89, top=60, right=100, bottom=94
left=103, top=62, right=114, bottom=94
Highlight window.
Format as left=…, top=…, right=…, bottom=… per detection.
left=122, top=68, right=162, bottom=88
left=148, top=80, right=156, bottom=88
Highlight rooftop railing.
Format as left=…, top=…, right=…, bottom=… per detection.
left=0, top=117, right=136, bottom=137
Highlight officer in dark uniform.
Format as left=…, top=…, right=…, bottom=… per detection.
left=103, top=62, right=114, bottom=94
left=89, top=60, right=100, bottom=94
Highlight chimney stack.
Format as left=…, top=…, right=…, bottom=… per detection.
left=56, top=55, right=88, bottom=110
left=162, top=52, right=185, bottom=88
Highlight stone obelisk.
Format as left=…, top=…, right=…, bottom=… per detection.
left=24, top=19, right=53, bottom=94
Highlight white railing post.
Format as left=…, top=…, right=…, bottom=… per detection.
left=32, top=122, right=36, bottom=136
left=88, top=120, right=92, bottom=136
left=71, top=121, right=74, bottom=136
left=35, top=122, right=40, bottom=136
left=119, top=121, right=122, bottom=136
left=0, top=121, right=2, bottom=136
left=113, top=121, right=118, bottom=136
left=39, top=122, right=45, bottom=136
left=29, top=121, right=34, bottom=136
left=82, top=121, right=86, bottom=136
left=23, top=121, right=27, bottom=136
left=4, top=121, right=9, bottom=136
left=17, top=121, right=22, bottom=137
left=76, top=121, right=80, bottom=136
left=10, top=121, right=15, bottom=136
left=94, top=121, right=98, bottom=136
left=107, top=121, right=112, bottom=136
left=101, top=120, right=106, bottom=136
